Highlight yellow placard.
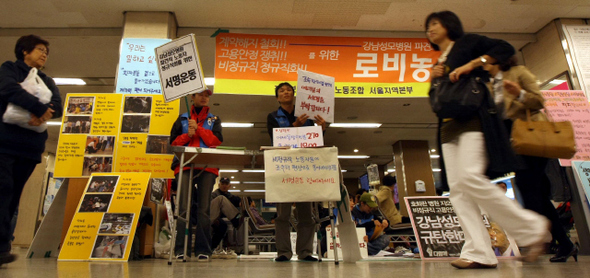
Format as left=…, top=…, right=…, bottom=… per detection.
left=58, top=172, right=151, bottom=261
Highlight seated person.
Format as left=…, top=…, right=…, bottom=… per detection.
left=375, top=175, right=410, bottom=227
left=246, top=197, right=268, bottom=225
left=212, top=177, right=241, bottom=208
left=352, top=193, right=390, bottom=256
left=86, top=140, right=98, bottom=154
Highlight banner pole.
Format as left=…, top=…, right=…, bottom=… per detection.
left=184, top=96, right=191, bottom=114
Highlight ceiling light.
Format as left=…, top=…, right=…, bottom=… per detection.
left=205, top=77, right=215, bottom=86
left=53, top=78, right=86, bottom=85
left=549, top=80, right=565, bottom=85
left=221, top=123, right=254, bottom=128
left=431, top=149, right=436, bottom=152
left=228, top=190, right=241, bottom=193
left=337, top=155, right=370, bottom=159
left=432, top=169, right=441, bottom=172
left=230, top=181, right=240, bottom=184
left=242, top=181, right=265, bottom=184
left=231, top=176, right=235, bottom=179
left=242, top=169, right=265, bottom=173
left=430, top=155, right=440, bottom=158
left=47, top=121, right=62, bottom=126
left=219, top=169, right=239, bottom=172
left=330, top=123, right=381, bottom=128
left=341, top=169, right=347, bottom=172
left=353, top=149, right=359, bottom=153
left=387, top=169, right=396, bottom=172
left=244, top=190, right=265, bottom=193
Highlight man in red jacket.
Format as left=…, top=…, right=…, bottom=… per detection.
left=169, top=89, right=222, bottom=262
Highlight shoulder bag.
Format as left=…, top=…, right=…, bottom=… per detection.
left=429, top=75, right=488, bottom=119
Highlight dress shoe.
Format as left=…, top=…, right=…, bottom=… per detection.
left=0, top=252, right=16, bottom=266
left=299, top=255, right=318, bottom=262
left=275, top=255, right=290, bottom=262
left=450, top=258, right=497, bottom=269
left=550, top=245, right=578, bottom=263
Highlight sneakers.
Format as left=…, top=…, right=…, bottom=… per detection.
left=197, top=254, right=210, bottom=262
left=175, top=253, right=186, bottom=261
left=212, top=248, right=238, bottom=259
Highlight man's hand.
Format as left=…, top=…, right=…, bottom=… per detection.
left=187, top=119, right=198, bottom=137
left=293, top=114, right=309, bottom=127
left=382, top=220, right=389, bottom=229
left=503, top=80, right=522, bottom=97
left=314, top=115, right=327, bottom=130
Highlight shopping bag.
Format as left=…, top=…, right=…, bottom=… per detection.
left=2, top=67, right=52, bottom=132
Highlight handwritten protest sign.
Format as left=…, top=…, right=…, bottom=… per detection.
left=116, top=38, right=171, bottom=94
left=155, top=34, right=207, bottom=102
left=542, top=90, right=590, bottom=166
left=264, top=147, right=340, bottom=202
left=295, top=70, right=335, bottom=123
left=325, top=226, right=368, bottom=260
left=272, top=126, right=324, bottom=148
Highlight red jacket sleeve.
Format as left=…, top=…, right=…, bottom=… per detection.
left=197, top=128, right=222, bottom=147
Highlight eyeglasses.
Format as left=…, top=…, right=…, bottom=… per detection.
left=35, top=47, right=48, bottom=55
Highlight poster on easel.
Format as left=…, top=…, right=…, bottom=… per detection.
left=54, top=94, right=178, bottom=179
left=58, top=172, right=151, bottom=261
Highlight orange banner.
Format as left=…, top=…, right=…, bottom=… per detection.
left=215, top=33, right=440, bottom=97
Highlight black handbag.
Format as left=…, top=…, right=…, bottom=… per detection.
left=429, top=75, right=488, bottom=119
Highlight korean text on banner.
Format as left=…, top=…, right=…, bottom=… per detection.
left=325, top=226, right=368, bottom=260
left=155, top=34, right=207, bottom=102
left=264, top=147, right=340, bottom=202
left=58, top=172, right=151, bottom=261
left=295, top=70, right=335, bottom=123
left=116, top=38, right=170, bottom=94
left=273, top=126, right=324, bottom=148
left=542, top=90, right=590, bottom=166
left=214, top=33, right=439, bottom=97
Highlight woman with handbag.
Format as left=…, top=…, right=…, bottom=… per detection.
left=426, top=11, right=550, bottom=269
left=485, top=57, right=577, bottom=262
left=0, top=35, right=62, bottom=265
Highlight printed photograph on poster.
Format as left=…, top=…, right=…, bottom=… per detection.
left=66, top=96, right=94, bottom=115
left=121, top=115, right=150, bottom=133
left=85, top=136, right=115, bottom=155
left=62, top=116, right=92, bottom=134
left=146, top=135, right=171, bottom=154
left=79, top=194, right=112, bottom=213
left=83, top=156, right=113, bottom=176
left=87, top=175, right=119, bottom=193
left=91, top=235, right=128, bottom=259
left=99, top=213, right=134, bottom=234
left=150, top=178, right=167, bottom=204
left=124, top=96, right=152, bottom=114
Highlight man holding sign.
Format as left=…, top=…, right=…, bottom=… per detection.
left=266, top=82, right=327, bottom=262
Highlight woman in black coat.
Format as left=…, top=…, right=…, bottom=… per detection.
left=0, top=35, right=62, bottom=265
left=426, top=11, right=549, bottom=269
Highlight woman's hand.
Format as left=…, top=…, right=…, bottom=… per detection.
left=187, top=119, right=198, bottom=137
left=503, top=80, right=522, bottom=97
left=293, top=113, right=309, bottom=127
left=449, top=62, right=476, bottom=82
left=314, top=115, right=327, bottom=130
left=432, top=65, right=445, bottom=78
left=28, top=114, right=43, bottom=126
left=40, top=108, right=54, bottom=122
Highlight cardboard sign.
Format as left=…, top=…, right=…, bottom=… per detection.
left=542, top=90, right=590, bottom=166
left=115, top=38, right=170, bottom=94
left=325, top=226, right=368, bottom=260
left=155, top=34, right=207, bottom=102
left=264, top=147, right=340, bottom=202
left=405, top=196, right=520, bottom=260
left=58, top=172, right=151, bottom=261
left=272, top=126, right=324, bottom=148
left=295, top=70, right=335, bottom=123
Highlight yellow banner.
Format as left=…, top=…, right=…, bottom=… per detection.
left=58, top=172, right=151, bottom=261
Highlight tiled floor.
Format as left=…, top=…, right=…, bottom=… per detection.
left=1, top=248, right=588, bottom=278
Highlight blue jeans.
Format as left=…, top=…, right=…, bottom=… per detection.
left=368, top=234, right=390, bottom=255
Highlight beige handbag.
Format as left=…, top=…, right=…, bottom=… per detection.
left=511, top=110, right=576, bottom=159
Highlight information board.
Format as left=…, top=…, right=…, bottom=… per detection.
left=58, top=172, right=151, bottom=261
left=294, top=70, right=335, bottom=123
left=272, top=126, right=324, bottom=148
left=115, top=38, right=171, bottom=94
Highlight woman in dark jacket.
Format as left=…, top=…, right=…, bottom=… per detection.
left=426, top=11, right=549, bottom=269
left=0, top=35, right=62, bottom=265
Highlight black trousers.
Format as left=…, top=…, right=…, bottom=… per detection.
left=0, top=153, right=38, bottom=252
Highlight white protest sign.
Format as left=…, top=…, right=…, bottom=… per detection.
left=325, top=226, right=368, bottom=260
left=295, top=69, right=335, bottom=123
left=155, top=34, right=207, bottom=102
left=264, top=147, right=340, bottom=202
left=273, top=126, right=324, bottom=148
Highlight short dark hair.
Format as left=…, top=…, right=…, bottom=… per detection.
left=425, top=11, right=464, bottom=51
left=247, top=197, right=253, bottom=204
left=499, top=55, right=519, bottom=72
left=275, top=82, right=294, bottom=98
left=355, top=188, right=368, bottom=196
left=383, top=175, right=397, bottom=187
left=15, top=35, right=49, bottom=60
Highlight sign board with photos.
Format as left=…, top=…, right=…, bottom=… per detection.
left=294, top=69, right=335, bottom=123
left=272, top=126, right=324, bottom=148
left=155, top=34, right=208, bottom=102
left=264, top=147, right=340, bottom=202
left=405, top=196, right=520, bottom=260
left=54, top=94, right=179, bottom=179
left=115, top=38, right=171, bottom=94
left=58, top=172, right=151, bottom=261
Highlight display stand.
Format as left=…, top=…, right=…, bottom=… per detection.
left=168, top=146, right=264, bottom=264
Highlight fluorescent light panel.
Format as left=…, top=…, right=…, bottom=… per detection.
left=230, top=181, right=240, bottom=184
left=244, top=190, right=265, bottom=193
left=205, top=77, right=215, bottom=86
left=242, top=181, right=265, bottom=184
left=53, top=78, right=86, bottom=85
left=221, top=123, right=254, bottom=128
left=228, top=190, right=241, bottom=193
left=338, top=155, right=370, bottom=159
left=330, top=123, right=381, bottom=128
left=47, top=121, right=62, bottom=126
left=219, top=169, right=239, bottom=172
left=242, top=169, right=265, bottom=173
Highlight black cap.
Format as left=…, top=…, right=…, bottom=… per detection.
left=220, top=177, right=230, bottom=184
